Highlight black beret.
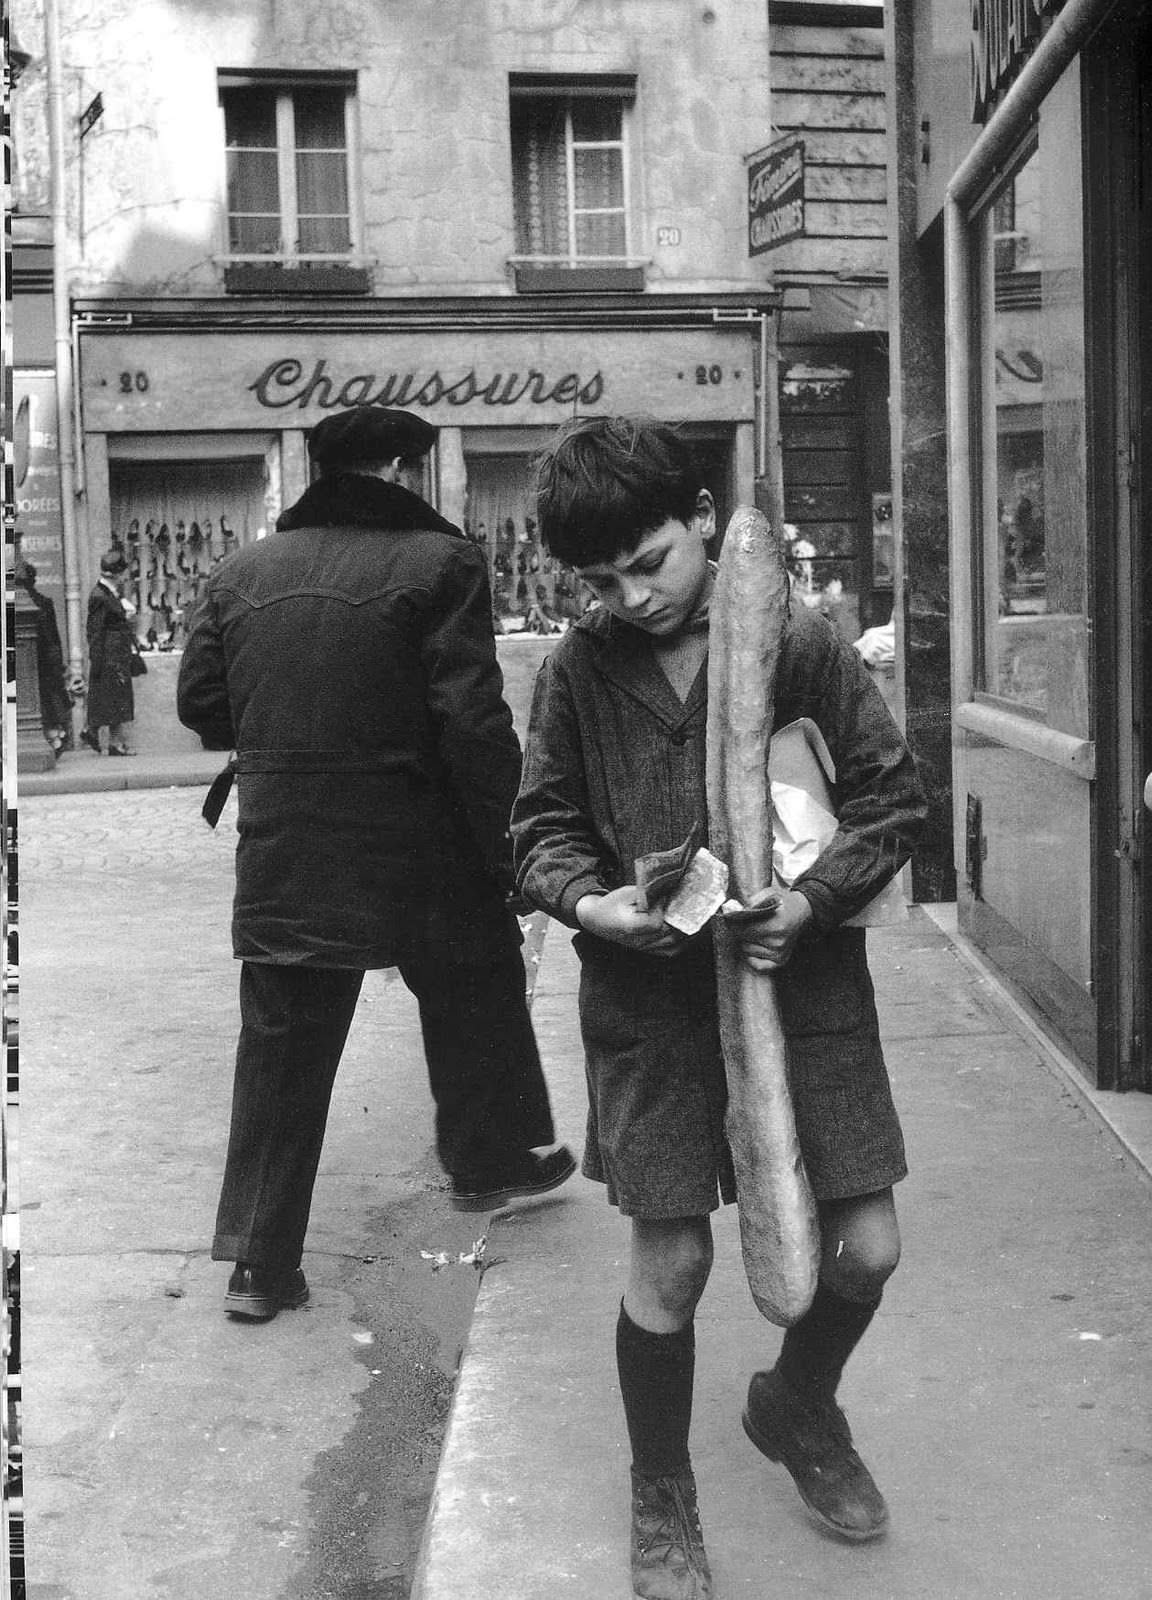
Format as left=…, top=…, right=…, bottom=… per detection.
left=307, top=406, right=439, bottom=469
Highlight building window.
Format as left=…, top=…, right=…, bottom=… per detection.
left=220, top=75, right=355, bottom=258
left=510, top=78, right=634, bottom=268
left=968, top=63, right=1089, bottom=738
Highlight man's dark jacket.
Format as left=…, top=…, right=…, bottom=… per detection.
left=177, top=472, right=521, bottom=968
left=20, top=576, right=72, bottom=730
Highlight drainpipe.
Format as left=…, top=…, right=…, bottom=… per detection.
left=43, top=0, right=85, bottom=685
left=760, top=310, right=785, bottom=536
left=711, top=306, right=785, bottom=530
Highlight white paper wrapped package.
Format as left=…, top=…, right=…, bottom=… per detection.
left=768, top=718, right=907, bottom=928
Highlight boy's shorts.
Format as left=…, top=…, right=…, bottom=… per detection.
left=575, top=928, right=907, bottom=1219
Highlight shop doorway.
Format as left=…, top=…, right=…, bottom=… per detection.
left=108, top=456, right=268, bottom=648
left=778, top=342, right=890, bottom=645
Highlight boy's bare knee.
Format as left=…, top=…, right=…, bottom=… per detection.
left=672, top=1229, right=714, bottom=1294
left=657, top=1231, right=712, bottom=1310
left=629, top=1218, right=713, bottom=1324
left=819, top=1193, right=901, bottom=1300
left=844, top=1230, right=900, bottom=1296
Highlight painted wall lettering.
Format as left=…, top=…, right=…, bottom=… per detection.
left=970, top=0, right=1067, bottom=122
left=249, top=358, right=606, bottom=412
left=79, top=332, right=751, bottom=434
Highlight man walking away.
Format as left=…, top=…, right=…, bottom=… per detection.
left=178, top=406, right=574, bottom=1321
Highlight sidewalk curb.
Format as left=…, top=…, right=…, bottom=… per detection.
left=17, top=759, right=223, bottom=796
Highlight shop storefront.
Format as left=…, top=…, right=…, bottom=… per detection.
left=71, top=293, right=773, bottom=715
left=763, top=5, right=895, bottom=689
left=777, top=337, right=892, bottom=650
left=900, top=0, right=1150, bottom=1089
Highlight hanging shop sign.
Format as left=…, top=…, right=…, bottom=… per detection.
left=970, top=0, right=1068, bottom=122
left=747, top=135, right=805, bottom=257
left=80, top=330, right=758, bottom=432
left=78, top=92, right=104, bottom=138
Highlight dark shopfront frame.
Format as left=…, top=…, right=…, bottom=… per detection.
left=1082, top=6, right=1152, bottom=1092
left=73, top=291, right=777, bottom=468
left=944, top=0, right=1150, bottom=1091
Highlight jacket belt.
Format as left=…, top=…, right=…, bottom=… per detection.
left=201, top=749, right=412, bottom=828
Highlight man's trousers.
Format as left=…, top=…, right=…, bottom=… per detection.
left=212, top=914, right=556, bottom=1272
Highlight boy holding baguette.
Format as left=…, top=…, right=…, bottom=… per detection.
left=511, top=416, right=927, bottom=1599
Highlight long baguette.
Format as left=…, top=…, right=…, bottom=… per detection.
left=706, top=505, right=821, bottom=1326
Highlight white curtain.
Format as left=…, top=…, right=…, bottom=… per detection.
left=109, top=457, right=266, bottom=644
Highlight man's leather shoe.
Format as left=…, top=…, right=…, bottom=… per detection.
left=743, top=1367, right=889, bottom=1541
left=449, top=1144, right=577, bottom=1212
left=224, top=1263, right=309, bottom=1321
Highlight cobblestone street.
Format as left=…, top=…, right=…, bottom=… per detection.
left=18, top=786, right=237, bottom=878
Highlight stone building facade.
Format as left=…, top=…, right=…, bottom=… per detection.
left=12, top=0, right=782, bottom=728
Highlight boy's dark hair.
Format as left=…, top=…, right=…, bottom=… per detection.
left=535, top=415, right=701, bottom=566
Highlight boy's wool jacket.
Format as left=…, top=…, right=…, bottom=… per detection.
left=177, top=472, right=521, bottom=967
left=512, top=600, right=926, bottom=938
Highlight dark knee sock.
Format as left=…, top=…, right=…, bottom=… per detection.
left=616, top=1301, right=695, bottom=1478
left=775, top=1279, right=881, bottom=1402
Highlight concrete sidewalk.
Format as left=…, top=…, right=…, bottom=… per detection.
left=413, top=908, right=1152, bottom=1600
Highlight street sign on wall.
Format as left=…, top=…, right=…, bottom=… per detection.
left=747, top=134, right=805, bottom=256
left=79, top=92, right=104, bottom=138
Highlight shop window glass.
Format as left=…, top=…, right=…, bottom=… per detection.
left=109, top=458, right=267, bottom=649
left=463, top=454, right=582, bottom=633
left=222, top=80, right=353, bottom=258
left=970, top=63, right=1089, bottom=737
left=511, top=90, right=630, bottom=262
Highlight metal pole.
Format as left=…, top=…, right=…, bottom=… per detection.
left=758, top=310, right=768, bottom=479
left=43, top=0, right=85, bottom=685
left=949, top=0, right=1114, bottom=210
left=943, top=193, right=975, bottom=878
left=761, top=311, right=785, bottom=535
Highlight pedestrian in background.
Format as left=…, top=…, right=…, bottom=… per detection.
left=14, top=558, right=73, bottom=753
left=81, top=549, right=138, bottom=756
left=513, top=416, right=926, bottom=1599
left=177, top=406, right=574, bottom=1323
